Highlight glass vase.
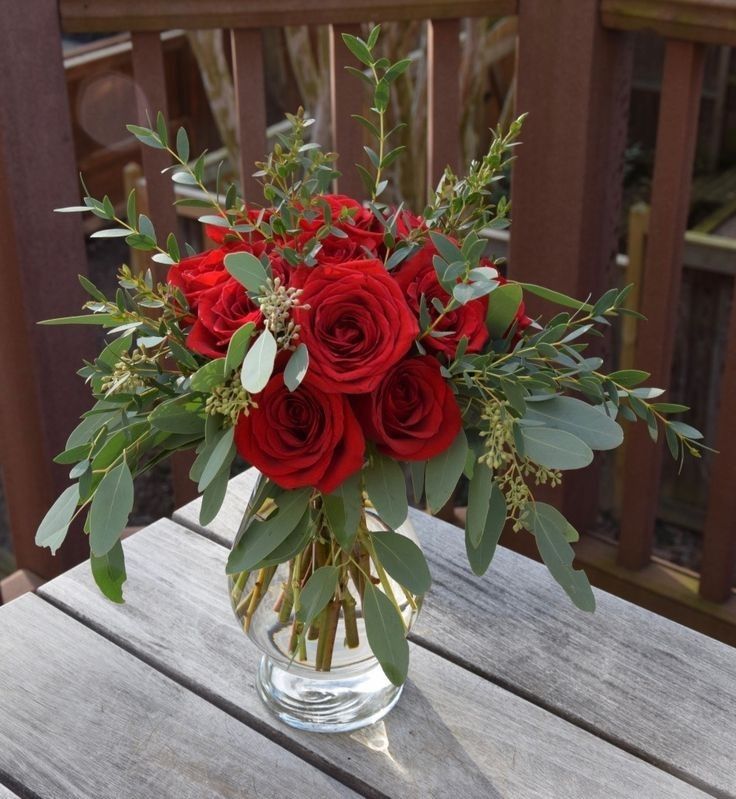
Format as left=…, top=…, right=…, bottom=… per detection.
left=228, top=498, right=422, bottom=733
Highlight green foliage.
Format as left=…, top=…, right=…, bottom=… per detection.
left=364, top=452, right=409, bottom=530
left=371, top=530, right=431, bottom=596
left=425, top=430, right=468, bottom=513
left=363, top=582, right=410, bottom=686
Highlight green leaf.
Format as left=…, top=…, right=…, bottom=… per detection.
left=425, top=429, right=468, bottom=513
left=324, top=473, right=362, bottom=551
left=429, top=232, right=463, bottom=265
left=373, top=77, right=390, bottom=112
left=519, top=426, right=593, bottom=470
left=409, top=461, right=425, bottom=504
left=224, top=252, right=268, bottom=292
left=150, top=396, right=206, bottom=434
left=466, top=462, right=492, bottom=548
left=39, top=313, right=120, bottom=327
left=607, top=369, right=650, bottom=387
left=199, top=461, right=230, bottom=526
left=198, top=427, right=235, bottom=492
left=54, top=444, right=90, bottom=465
left=296, top=565, right=339, bottom=628
left=90, top=228, right=130, bottom=239
left=176, top=126, right=190, bottom=163
left=363, top=582, right=409, bottom=686
left=668, top=421, right=704, bottom=440
left=90, top=539, right=127, bottom=603
left=35, top=484, right=79, bottom=554
left=250, top=509, right=312, bottom=569
left=364, top=453, right=408, bottom=529
left=89, top=460, right=134, bottom=557
left=190, top=358, right=226, bottom=392
left=225, top=322, right=256, bottom=375
left=522, top=396, right=623, bottom=451
left=226, top=487, right=312, bottom=574
left=341, top=33, right=374, bottom=67
left=519, top=283, right=593, bottom=313
left=284, top=343, right=309, bottom=392
left=65, top=410, right=120, bottom=449
left=525, top=502, right=595, bottom=612
left=465, top=482, right=506, bottom=576
left=241, top=328, right=277, bottom=394
left=486, top=283, right=524, bottom=339
left=372, top=530, right=431, bottom=596
left=384, top=58, right=412, bottom=83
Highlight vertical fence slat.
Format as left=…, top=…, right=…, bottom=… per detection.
left=231, top=28, right=267, bottom=202
left=131, top=31, right=196, bottom=508
left=618, top=40, right=706, bottom=570
left=0, top=0, right=94, bottom=579
left=131, top=31, right=179, bottom=242
left=426, top=18, right=461, bottom=193
left=700, top=297, right=736, bottom=601
left=511, top=0, right=633, bottom=532
left=329, top=23, right=365, bottom=199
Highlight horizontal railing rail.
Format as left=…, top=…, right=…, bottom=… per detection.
left=59, top=0, right=516, bottom=31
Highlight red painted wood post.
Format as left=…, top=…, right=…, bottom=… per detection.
left=700, top=289, right=736, bottom=602
left=231, top=29, right=268, bottom=202
left=510, top=0, right=633, bottom=532
left=618, top=41, right=705, bottom=571
left=0, top=0, right=94, bottom=577
left=329, top=24, right=366, bottom=199
left=427, top=18, right=462, bottom=194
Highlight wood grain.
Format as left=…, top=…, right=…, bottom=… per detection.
left=38, top=520, right=709, bottom=799
left=0, top=594, right=356, bottom=799
left=60, top=0, right=516, bottom=32
left=173, top=471, right=736, bottom=798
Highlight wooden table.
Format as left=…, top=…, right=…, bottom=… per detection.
left=1, top=471, right=734, bottom=799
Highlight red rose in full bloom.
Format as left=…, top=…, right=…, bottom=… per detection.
left=292, top=259, right=418, bottom=394
left=394, top=244, right=489, bottom=357
left=186, top=278, right=262, bottom=359
left=353, top=356, right=462, bottom=461
left=234, top=374, right=365, bottom=493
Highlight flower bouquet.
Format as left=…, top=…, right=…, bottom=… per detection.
left=37, top=28, right=704, bottom=732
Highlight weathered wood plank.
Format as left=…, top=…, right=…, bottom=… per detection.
left=602, top=0, right=736, bottom=47
left=60, top=0, right=516, bottom=32
left=0, top=594, right=356, bottom=799
left=40, top=520, right=710, bottom=799
left=173, top=471, right=736, bottom=798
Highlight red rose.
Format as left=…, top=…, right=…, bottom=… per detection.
left=353, top=355, right=461, bottom=461
left=186, top=278, right=262, bottom=359
left=394, top=244, right=488, bottom=357
left=234, top=374, right=365, bottom=493
left=292, top=259, right=418, bottom=394
left=167, top=246, right=236, bottom=315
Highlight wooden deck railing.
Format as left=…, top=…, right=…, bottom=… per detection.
left=0, top=0, right=734, bottom=636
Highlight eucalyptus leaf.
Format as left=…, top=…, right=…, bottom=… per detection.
left=225, top=322, right=256, bottom=375
left=525, top=502, right=595, bottom=612
left=198, top=427, right=235, bottom=492
left=363, top=582, right=409, bottom=686
left=90, top=539, right=127, bottom=603
left=241, top=328, right=277, bottom=394
left=199, top=462, right=231, bottom=526
left=224, top=252, right=268, bottom=292
left=324, top=472, right=362, bottom=551
left=372, top=530, right=431, bottom=596
left=284, top=343, right=309, bottom=392
left=466, top=462, right=493, bottom=548
left=89, top=461, right=134, bottom=557
left=425, top=430, right=468, bottom=513
left=297, top=566, right=339, bottom=628
left=364, top=453, right=408, bottom=529
left=519, top=426, right=593, bottom=470
left=251, top=509, right=312, bottom=569
left=486, top=283, right=523, bottom=339
left=35, top=484, right=80, bottom=554
left=465, top=481, right=506, bottom=576
left=150, top=397, right=206, bottom=435
left=226, top=487, right=312, bottom=574
left=190, top=358, right=227, bottom=392
left=522, top=396, right=623, bottom=451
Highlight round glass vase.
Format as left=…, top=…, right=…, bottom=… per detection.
left=227, top=508, right=422, bottom=733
